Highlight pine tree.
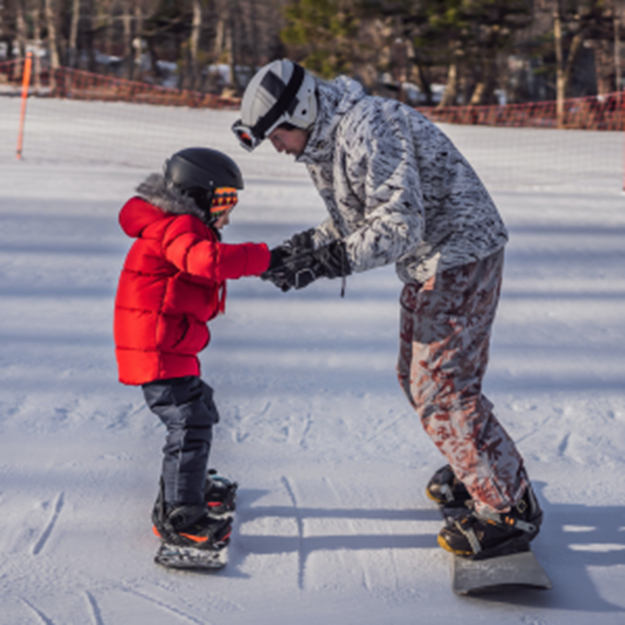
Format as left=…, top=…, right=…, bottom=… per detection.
left=281, top=0, right=360, bottom=78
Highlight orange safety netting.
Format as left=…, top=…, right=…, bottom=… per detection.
left=0, top=58, right=240, bottom=109
left=2, top=57, right=622, bottom=190
left=418, top=93, right=624, bottom=131
left=2, top=57, right=623, bottom=128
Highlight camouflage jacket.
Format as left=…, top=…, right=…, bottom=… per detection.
left=296, top=76, right=508, bottom=283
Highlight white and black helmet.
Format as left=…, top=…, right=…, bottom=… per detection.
left=232, top=59, right=317, bottom=151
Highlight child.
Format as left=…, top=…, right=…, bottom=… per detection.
left=114, top=147, right=270, bottom=557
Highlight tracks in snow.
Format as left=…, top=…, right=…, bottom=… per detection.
left=31, top=491, right=65, bottom=556
left=270, top=475, right=427, bottom=593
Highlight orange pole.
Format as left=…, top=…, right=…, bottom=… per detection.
left=16, top=52, right=33, bottom=160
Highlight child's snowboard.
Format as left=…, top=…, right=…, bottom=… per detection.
left=438, top=505, right=552, bottom=595
left=154, top=541, right=228, bottom=570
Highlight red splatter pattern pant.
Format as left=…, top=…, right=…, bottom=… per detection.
left=397, top=249, right=527, bottom=512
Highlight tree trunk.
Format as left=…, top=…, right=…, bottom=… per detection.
left=146, top=36, right=163, bottom=82
left=614, top=7, right=621, bottom=90
left=562, top=31, right=584, bottom=95
left=32, top=1, right=42, bottom=89
left=82, top=0, right=95, bottom=73
left=44, top=0, right=61, bottom=69
left=413, top=61, right=433, bottom=106
left=228, top=0, right=239, bottom=94
left=188, top=0, right=202, bottom=90
left=121, top=0, right=133, bottom=79
left=67, top=0, right=80, bottom=68
left=102, top=8, right=113, bottom=70
left=469, top=55, right=495, bottom=105
left=594, top=38, right=615, bottom=95
left=438, top=62, right=458, bottom=107
left=16, top=0, right=27, bottom=61
left=469, top=81, right=486, bottom=105
left=214, top=1, right=226, bottom=60
left=554, top=0, right=565, bottom=128
left=249, top=0, right=259, bottom=71
left=133, top=2, right=144, bottom=80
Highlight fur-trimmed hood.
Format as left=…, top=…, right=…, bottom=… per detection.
left=119, top=173, right=222, bottom=240
left=135, top=173, right=208, bottom=223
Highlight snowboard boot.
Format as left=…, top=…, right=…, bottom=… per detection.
left=152, top=500, right=232, bottom=551
left=426, top=465, right=471, bottom=507
left=204, top=469, right=238, bottom=516
left=152, top=478, right=232, bottom=550
left=437, top=483, right=543, bottom=560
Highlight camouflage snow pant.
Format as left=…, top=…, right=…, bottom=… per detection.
left=397, top=249, right=528, bottom=512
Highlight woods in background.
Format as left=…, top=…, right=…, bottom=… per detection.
left=0, top=0, right=622, bottom=105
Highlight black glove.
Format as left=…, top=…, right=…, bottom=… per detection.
left=267, top=245, right=292, bottom=270
left=287, top=228, right=316, bottom=252
left=263, top=228, right=316, bottom=284
left=262, top=239, right=351, bottom=291
left=267, top=228, right=316, bottom=267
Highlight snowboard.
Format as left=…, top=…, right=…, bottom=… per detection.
left=452, top=547, right=552, bottom=595
left=437, top=504, right=552, bottom=595
left=154, top=541, right=229, bottom=570
left=154, top=471, right=237, bottom=571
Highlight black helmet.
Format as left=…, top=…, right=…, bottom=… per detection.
left=165, top=147, right=244, bottom=219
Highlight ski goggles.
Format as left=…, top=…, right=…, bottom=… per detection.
left=210, top=187, right=238, bottom=216
left=231, top=121, right=262, bottom=152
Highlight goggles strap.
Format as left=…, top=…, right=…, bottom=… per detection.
left=210, top=187, right=238, bottom=215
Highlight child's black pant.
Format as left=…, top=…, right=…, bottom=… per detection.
left=142, top=376, right=220, bottom=508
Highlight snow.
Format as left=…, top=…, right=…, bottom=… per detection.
left=1, top=98, right=625, bottom=624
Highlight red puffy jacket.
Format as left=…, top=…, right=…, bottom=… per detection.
left=114, top=196, right=270, bottom=385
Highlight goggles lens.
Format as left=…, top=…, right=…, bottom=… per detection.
left=232, top=120, right=261, bottom=152
left=210, top=187, right=238, bottom=216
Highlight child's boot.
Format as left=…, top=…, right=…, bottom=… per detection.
left=204, top=469, right=238, bottom=515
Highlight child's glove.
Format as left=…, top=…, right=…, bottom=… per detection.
left=262, top=240, right=351, bottom=291
left=267, top=228, right=316, bottom=268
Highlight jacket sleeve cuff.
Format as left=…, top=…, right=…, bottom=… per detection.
left=245, top=243, right=271, bottom=275
left=216, top=242, right=271, bottom=279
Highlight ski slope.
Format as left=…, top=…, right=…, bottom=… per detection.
left=0, top=101, right=624, bottom=624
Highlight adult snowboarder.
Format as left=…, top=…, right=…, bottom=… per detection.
left=232, top=59, right=543, bottom=560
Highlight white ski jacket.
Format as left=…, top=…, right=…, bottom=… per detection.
left=296, top=76, right=508, bottom=284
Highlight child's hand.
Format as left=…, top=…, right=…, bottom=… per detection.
left=268, top=245, right=292, bottom=270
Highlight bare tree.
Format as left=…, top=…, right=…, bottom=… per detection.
left=228, top=0, right=239, bottom=93
left=585, top=0, right=622, bottom=94
left=119, top=0, right=134, bottom=78
left=15, top=0, right=27, bottom=61
left=133, top=0, right=145, bottom=75
left=552, top=0, right=566, bottom=125
left=44, top=0, right=61, bottom=70
left=31, top=0, right=43, bottom=87
left=67, top=0, right=80, bottom=67
left=187, top=0, right=202, bottom=89
left=615, top=0, right=622, bottom=89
